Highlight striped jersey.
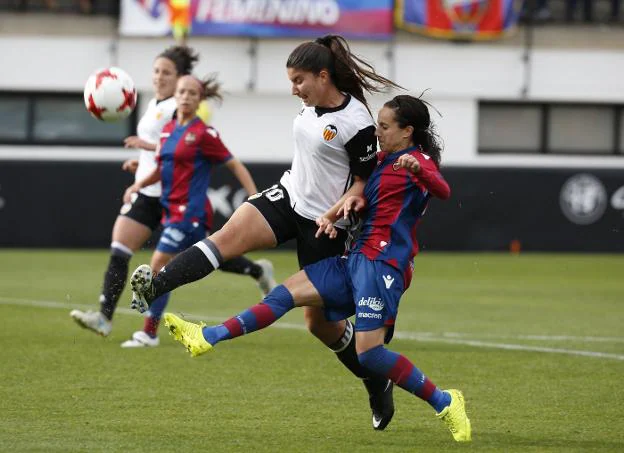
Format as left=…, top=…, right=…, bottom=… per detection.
left=135, top=96, right=177, bottom=198
left=280, top=94, right=377, bottom=228
left=353, top=147, right=451, bottom=288
left=157, top=117, right=232, bottom=229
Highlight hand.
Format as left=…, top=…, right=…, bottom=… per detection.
left=393, top=154, right=421, bottom=174
left=123, top=184, right=139, bottom=204
left=315, top=216, right=338, bottom=239
left=123, top=136, right=147, bottom=149
left=122, top=159, right=139, bottom=174
left=337, top=196, right=366, bottom=220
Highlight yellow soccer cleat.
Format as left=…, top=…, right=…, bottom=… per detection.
left=163, top=313, right=213, bottom=357
left=436, top=389, right=472, bottom=442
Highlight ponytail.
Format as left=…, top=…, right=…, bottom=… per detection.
left=287, top=35, right=402, bottom=112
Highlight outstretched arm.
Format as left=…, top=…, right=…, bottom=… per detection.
left=395, top=154, right=451, bottom=200
left=315, top=176, right=366, bottom=238
left=123, top=167, right=161, bottom=203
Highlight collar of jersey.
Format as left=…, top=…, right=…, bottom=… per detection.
left=175, top=116, right=200, bottom=130
left=381, top=146, right=419, bottom=164
left=314, top=94, right=351, bottom=117
left=155, top=96, right=173, bottom=105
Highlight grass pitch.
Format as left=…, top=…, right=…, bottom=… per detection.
left=0, top=250, right=623, bottom=452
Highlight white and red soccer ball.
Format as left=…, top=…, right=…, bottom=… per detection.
left=84, top=67, right=137, bottom=122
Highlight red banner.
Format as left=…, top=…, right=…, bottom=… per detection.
left=395, top=0, right=522, bottom=41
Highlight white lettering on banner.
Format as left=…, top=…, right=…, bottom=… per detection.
left=357, top=297, right=384, bottom=312
left=208, top=186, right=249, bottom=218
left=196, top=0, right=340, bottom=26
left=611, top=186, right=624, bottom=210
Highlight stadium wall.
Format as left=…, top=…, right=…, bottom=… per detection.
left=0, top=161, right=621, bottom=252
left=0, top=28, right=622, bottom=250
left=1, top=35, right=623, bottom=167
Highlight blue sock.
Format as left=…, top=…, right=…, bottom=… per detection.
left=148, top=292, right=171, bottom=320
left=358, top=345, right=451, bottom=412
left=144, top=292, right=171, bottom=338
left=202, top=285, right=295, bottom=345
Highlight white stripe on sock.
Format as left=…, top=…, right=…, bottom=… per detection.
left=194, top=241, right=220, bottom=270
left=331, top=320, right=354, bottom=353
left=111, top=241, right=134, bottom=256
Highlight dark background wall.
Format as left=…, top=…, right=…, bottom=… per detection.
left=0, top=161, right=622, bottom=251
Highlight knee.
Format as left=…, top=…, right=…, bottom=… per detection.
left=303, top=307, right=326, bottom=337
left=357, top=345, right=385, bottom=372
left=303, top=308, right=344, bottom=343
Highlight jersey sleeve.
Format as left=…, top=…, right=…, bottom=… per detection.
left=344, top=125, right=377, bottom=179
left=200, top=126, right=233, bottom=164
left=156, top=122, right=173, bottom=166
left=412, top=152, right=451, bottom=200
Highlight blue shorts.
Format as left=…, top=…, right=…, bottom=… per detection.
left=304, top=252, right=405, bottom=343
left=156, top=222, right=207, bottom=254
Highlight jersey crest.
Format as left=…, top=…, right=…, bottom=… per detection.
left=323, top=124, right=338, bottom=141
left=184, top=132, right=196, bottom=145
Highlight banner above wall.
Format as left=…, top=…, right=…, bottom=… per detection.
left=395, top=0, right=522, bottom=41
left=119, top=0, right=394, bottom=39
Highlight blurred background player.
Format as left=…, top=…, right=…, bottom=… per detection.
left=129, top=34, right=403, bottom=430
left=163, top=94, right=471, bottom=442
left=70, top=46, right=271, bottom=344
left=70, top=45, right=200, bottom=338
left=122, top=73, right=275, bottom=347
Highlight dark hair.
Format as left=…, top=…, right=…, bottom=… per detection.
left=286, top=34, right=402, bottom=112
left=158, top=45, right=199, bottom=76
left=384, top=95, right=443, bottom=166
left=197, top=73, right=223, bottom=102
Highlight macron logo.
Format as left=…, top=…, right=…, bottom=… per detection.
left=383, top=275, right=394, bottom=289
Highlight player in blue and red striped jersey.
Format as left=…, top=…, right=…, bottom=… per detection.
left=163, top=95, right=471, bottom=442
left=123, top=74, right=276, bottom=343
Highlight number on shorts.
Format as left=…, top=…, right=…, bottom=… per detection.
left=262, top=184, right=284, bottom=202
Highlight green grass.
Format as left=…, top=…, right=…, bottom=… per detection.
left=0, top=250, right=623, bottom=452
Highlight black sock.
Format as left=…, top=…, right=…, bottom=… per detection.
left=220, top=256, right=263, bottom=279
left=100, top=248, right=132, bottom=320
left=150, top=239, right=223, bottom=301
left=329, top=320, right=385, bottom=383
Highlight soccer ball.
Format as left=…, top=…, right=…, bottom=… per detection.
left=83, top=67, right=137, bottom=122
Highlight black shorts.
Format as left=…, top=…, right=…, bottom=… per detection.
left=120, top=192, right=162, bottom=231
left=246, top=183, right=348, bottom=269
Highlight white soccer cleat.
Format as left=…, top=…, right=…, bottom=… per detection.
left=130, top=264, right=153, bottom=313
left=70, top=309, right=112, bottom=337
left=120, top=330, right=160, bottom=348
left=255, top=259, right=277, bottom=297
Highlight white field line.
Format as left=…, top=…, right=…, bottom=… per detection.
left=2, top=296, right=624, bottom=361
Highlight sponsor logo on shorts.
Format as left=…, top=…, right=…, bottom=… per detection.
left=382, top=275, right=395, bottom=289
left=358, top=312, right=382, bottom=319
left=358, top=296, right=384, bottom=311
left=163, top=227, right=185, bottom=242
left=159, top=236, right=179, bottom=247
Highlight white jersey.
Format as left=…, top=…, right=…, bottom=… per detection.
left=134, top=97, right=177, bottom=197
left=280, top=95, right=377, bottom=228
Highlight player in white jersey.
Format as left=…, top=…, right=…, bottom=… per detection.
left=128, top=35, right=403, bottom=430
left=70, top=46, right=200, bottom=343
